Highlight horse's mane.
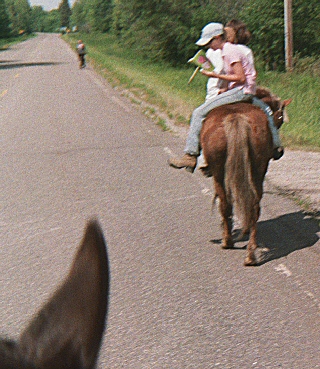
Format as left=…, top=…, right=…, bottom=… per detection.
left=255, top=86, right=281, bottom=112
left=255, top=86, right=279, bottom=100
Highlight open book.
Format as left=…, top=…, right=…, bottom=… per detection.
left=188, top=50, right=214, bottom=71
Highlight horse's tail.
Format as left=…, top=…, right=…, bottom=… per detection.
left=224, top=114, right=259, bottom=232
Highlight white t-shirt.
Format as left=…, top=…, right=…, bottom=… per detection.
left=205, top=48, right=224, bottom=101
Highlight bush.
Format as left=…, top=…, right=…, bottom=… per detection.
left=293, top=56, right=320, bottom=77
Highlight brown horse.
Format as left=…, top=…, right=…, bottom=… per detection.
left=0, top=220, right=109, bottom=369
left=200, top=88, right=291, bottom=266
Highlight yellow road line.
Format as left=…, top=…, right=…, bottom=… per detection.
left=0, top=89, right=8, bottom=97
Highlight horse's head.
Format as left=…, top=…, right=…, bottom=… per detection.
left=256, top=86, right=292, bottom=129
left=273, top=98, right=292, bottom=128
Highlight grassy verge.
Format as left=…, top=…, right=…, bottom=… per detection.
left=0, top=34, right=35, bottom=50
left=65, top=32, right=320, bottom=151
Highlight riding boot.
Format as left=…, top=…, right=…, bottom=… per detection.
left=273, top=146, right=284, bottom=160
left=168, top=154, right=197, bottom=173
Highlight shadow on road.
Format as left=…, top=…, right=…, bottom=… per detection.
left=0, top=60, right=19, bottom=63
left=211, top=211, right=319, bottom=265
left=257, top=211, right=319, bottom=265
left=0, top=61, right=63, bottom=70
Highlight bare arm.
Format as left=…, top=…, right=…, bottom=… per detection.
left=201, top=61, right=246, bottom=84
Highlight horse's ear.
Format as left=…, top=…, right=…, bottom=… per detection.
left=283, top=98, right=292, bottom=107
left=18, top=220, right=110, bottom=369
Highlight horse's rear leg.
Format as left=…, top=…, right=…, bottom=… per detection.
left=244, top=203, right=260, bottom=266
left=244, top=225, right=258, bottom=266
left=215, top=180, right=234, bottom=249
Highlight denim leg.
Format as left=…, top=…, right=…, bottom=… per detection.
left=252, top=97, right=282, bottom=147
left=185, top=88, right=253, bottom=155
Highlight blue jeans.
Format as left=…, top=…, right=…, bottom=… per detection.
left=185, top=88, right=253, bottom=155
left=252, top=97, right=282, bottom=148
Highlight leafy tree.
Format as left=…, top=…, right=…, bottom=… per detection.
left=88, top=0, right=113, bottom=32
left=71, top=0, right=89, bottom=31
left=0, top=0, right=10, bottom=38
left=219, top=0, right=249, bottom=20
left=111, top=0, right=222, bottom=65
left=240, top=0, right=284, bottom=69
left=5, top=0, right=32, bottom=35
left=71, top=0, right=112, bottom=32
left=30, top=5, right=46, bottom=32
left=70, top=0, right=320, bottom=68
left=240, top=0, right=320, bottom=70
left=43, top=9, right=60, bottom=32
left=58, top=0, right=71, bottom=28
left=292, top=0, right=320, bottom=57
left=111, top=0, right=251, bottom=66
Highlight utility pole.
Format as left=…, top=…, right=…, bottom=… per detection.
left=284, top=0, right=293, bottom=71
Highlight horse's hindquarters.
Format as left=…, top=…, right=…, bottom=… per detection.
left=200, top=104, right=274, bottom=266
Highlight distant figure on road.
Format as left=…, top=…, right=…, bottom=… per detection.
left=76, top=40, right=86, bottom=69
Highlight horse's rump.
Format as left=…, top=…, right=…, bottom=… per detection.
left=200, top=92, right=291, bottom=265
left=201, top=103, right=272, bottom=168
left=201, top=103, right=272, bottom=231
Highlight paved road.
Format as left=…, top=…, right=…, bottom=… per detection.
left=1, top=34, right=319, bottom=368
left=267, top=150, right=320, bottom=213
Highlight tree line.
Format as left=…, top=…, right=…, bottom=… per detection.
left=0, top=0, right=71, bottom=36
left=1, top=0, right=319, bottom=70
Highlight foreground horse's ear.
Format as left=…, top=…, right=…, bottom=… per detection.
left=18, top=220, right=110, bottom=369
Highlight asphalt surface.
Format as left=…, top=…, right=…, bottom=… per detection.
left=267, top=150, right=320, bottom=213
left=1, top=33, right=319, bottom=368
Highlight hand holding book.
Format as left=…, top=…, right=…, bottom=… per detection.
left=187, top=50, right=215, bottom=84
left=188, top=50, right=214, bottom=71
left=201, top=69, right=219, bottom=78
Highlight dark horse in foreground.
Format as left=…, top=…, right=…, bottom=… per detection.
left=200, top=88, right=291, bottom=266
left=0, top=220, right=109, bottom=369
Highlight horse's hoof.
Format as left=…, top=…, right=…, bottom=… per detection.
left=244, top=256, right=257, bottom=266
left=221, top=241, right=234, bottom=249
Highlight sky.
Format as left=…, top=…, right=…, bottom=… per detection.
left=29, top=0, right=75, bottom=11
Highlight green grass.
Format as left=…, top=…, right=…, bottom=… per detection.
left=0, top=34, right=35, bottom=50
left=65, top=32, right=320, bottom=150
left=257, top=71, right=320, bottom=150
